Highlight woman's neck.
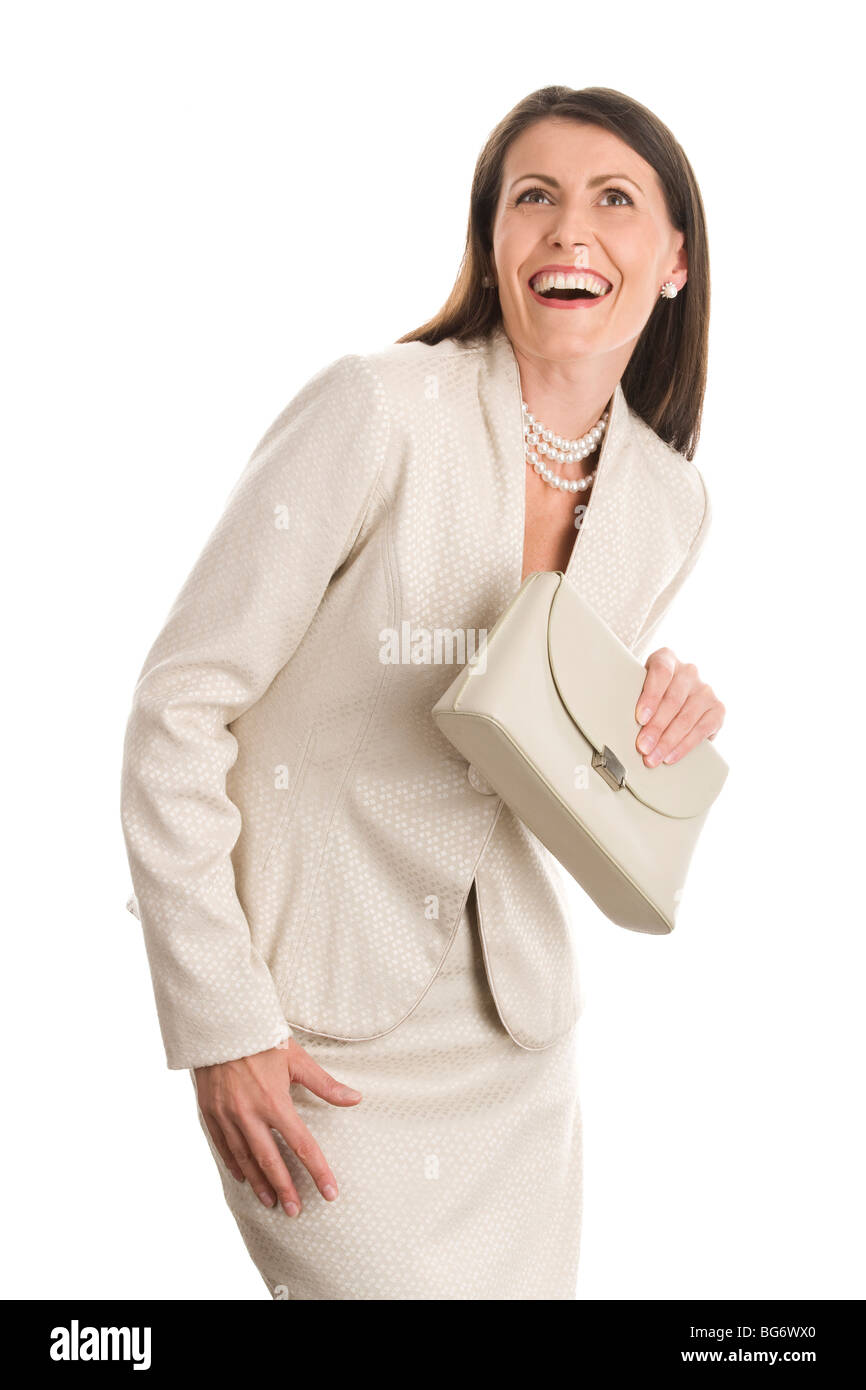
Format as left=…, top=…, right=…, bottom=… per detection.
left=510, top=338, right=625, bottom=441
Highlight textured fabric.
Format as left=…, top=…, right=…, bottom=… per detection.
left=120, top=320, right=711, bottom=1070
left=473, top=802, right=584, bottom=1049
left=191, top=882, right=583, bottom=1300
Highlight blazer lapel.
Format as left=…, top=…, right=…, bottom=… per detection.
left=484, top=321, right=672, bottom=651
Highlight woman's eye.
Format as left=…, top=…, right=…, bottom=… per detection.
left=515, top=187, right=551, bottom=205
left=599, top=187, right=633, bottom=207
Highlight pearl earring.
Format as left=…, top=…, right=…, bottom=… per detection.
left=660, top=281, right=678, bottom=298
left=482, top=274, right=496, bottom=289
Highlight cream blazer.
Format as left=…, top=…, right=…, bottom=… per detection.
left=120, top=321, right=711, bottom=1070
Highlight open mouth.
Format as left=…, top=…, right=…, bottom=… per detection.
left=536, top=286, right=609, bottom=299
left=529, top=271, right=612, bottom=301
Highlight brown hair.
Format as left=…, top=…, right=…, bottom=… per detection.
left=396, top=85, right=710, bottom=459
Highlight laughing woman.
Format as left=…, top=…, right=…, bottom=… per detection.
left=120, top=84, right=725, bottom=1301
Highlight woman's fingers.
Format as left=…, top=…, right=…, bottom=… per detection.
left=634, top=648, right=725, bottom=766
left=289, top=1046, right=362, bottom=1107
left=637, top=664, right=696, bottom=760
left=658, top=707, right=723, bottom=765
left=647, top=687, right=717, bottom=765
left=201, top=1113, right=246, bottom=1184
left=273, top=1102, right=341, bottom=1204
left=220, top=1110, right=303, bottom=1218
left=194, top=1043, right=345, bottom=1217
left=634, top=647, right=677, bottom=729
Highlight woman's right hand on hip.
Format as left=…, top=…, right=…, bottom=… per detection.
left=193, top=1040, right=362, bottom=1217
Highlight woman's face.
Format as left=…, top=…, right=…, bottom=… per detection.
left=490, top=118, right=687, bottom=365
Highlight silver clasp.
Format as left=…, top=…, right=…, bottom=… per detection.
left=592, top=744, right=626, bottom=792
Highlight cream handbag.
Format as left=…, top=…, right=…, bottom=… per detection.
left=431, top=570, right=729, bottom=935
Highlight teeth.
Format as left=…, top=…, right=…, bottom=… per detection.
left=531, top=272, right=609, bottom=296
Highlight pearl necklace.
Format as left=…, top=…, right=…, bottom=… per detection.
left=522, top=399, right=609, bottom=493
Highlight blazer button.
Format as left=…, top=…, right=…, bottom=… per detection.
left=467, top=762, right=497, bottom=795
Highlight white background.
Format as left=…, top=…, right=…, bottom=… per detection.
left=2, top=0, right=862, bottom=1299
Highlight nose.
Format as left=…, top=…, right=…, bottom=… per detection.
left=550, top=223, right=592, bottom=266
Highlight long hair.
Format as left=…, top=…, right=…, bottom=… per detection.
left=396, top=86, right=710, bottom=459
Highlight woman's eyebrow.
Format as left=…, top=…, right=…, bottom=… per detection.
left=509, top=171, right=644, bottom=195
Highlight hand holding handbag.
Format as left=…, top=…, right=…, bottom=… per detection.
left=431, top=570, right=729, bottom=935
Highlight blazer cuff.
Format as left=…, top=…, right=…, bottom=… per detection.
left=156, top=956, right=294, bottom=1072
left=170, top=1022, right=294, bottom=1073
left=125, top=890, right=294, bottom=1070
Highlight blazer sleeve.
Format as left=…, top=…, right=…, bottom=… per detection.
left=630, top=466, right=712, bottom=664
left=120, top=352, right=390, bottom=1071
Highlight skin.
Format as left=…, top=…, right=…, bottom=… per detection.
left=197, top=118, right=726, bottom=1220
left=194, top=1038, right=361, bottom=1218
left=491, top=116, right=725, bottom=765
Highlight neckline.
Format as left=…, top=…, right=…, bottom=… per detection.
left=488, top=321, right=629, bottom=589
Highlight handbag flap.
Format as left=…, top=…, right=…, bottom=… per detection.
left=547, top=575, right=729, bottom=819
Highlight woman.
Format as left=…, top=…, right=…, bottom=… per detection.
left=121, top=84, right=725, bottom=1300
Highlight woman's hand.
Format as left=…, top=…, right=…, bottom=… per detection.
left=193, top=1038, right=362, bottom=1218
left=634, top=648, right=725, bottom=767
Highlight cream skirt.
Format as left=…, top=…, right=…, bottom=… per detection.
left=192, top=882, right=583, bottom=1300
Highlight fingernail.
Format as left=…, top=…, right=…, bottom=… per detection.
left=647, top=749, right=661, bottom=767
left=663, top=750, right=679, bottom=764
left=322, top=1184, right=338, bottom=1200
left=284, top=1201, right=300, bottom=1217
left=258, top=1191, right=275, bottom=1206
left=638, top=706, right=652, bottom=724
left=342, top=1086, right=362, bottom=1100
left=637, top=732, right=655, bottom=753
